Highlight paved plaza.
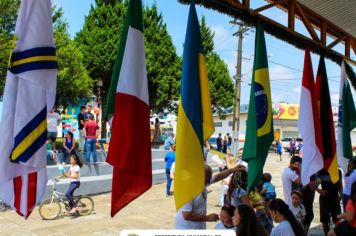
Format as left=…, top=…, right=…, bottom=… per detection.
left=0, top=152, right=324, bottom=235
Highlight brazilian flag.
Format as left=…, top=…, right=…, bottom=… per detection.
left=242, top=22, right=274, bottom=192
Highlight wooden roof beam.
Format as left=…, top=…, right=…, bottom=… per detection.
left=288, top=0, right=296, bottom=31
left=295, top=2, right=320, bottom=42
left=252, top=0, right=288, bottom=14
left=327, top=35, right=347, bottom=49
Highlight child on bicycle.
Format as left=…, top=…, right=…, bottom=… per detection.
left=62, top=153, right=83, bottom=214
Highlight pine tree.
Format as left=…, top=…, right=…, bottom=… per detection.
left=144, top=4, right=181, bottom=112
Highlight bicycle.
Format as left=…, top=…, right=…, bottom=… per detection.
left=39, top=178, right=94, bottom=220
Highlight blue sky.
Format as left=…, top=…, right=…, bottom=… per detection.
left=54, top=0, right=356, bottom=106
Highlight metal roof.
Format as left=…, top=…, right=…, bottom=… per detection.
left=297, top=0, right=356, bottom=38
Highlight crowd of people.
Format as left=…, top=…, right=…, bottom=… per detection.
left=46, top=105, right=101, bottom=166
left=161, top=134, right=356, bottom=236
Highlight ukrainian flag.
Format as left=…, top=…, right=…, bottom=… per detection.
left=174, top=2, right=214, bottom=211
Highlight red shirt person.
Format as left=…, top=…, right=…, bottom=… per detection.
left=84, top=116, right=100, bottom=164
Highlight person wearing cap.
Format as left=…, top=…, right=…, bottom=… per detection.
left=175, top=164, right=243, bottom=229
left=282, top=155, right=302, bottom=205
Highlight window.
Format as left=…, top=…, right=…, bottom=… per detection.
left=214, top=122, right=222, bottom=127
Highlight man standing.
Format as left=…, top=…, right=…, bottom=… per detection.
left=175, top=164, right=243, bottom=229
left=282, top=155, right=302, bottom=205
left=164, top=145, right=175, bottom=196
left=47, top=109, right=61, bottom=152
left=227, top=133, right=232, bottom=151
left=77, top=106, right=86, bottom=152
left=216, top=133, right=222, bottom=152
left=85, top=105, right=95, bottom=121
left=84, top=116, right=100, bottom=165
left=318, top=168, right=342, bottom=235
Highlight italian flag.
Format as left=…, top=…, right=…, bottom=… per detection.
left=298, top=48, right=323, bottom=185
left=105, top=0, right=152, bottom=217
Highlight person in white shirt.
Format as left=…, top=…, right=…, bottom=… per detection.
left=60, top=154, right=83, bottom=214
left=175, top=164, right=243, bottom=229
left=47, top=109, right=61, bottom=151
left=269, top=198, right=305, bottom=236
left=215, top=205, right=237, bottom=230
left=343, top=159, right=356, bottom=209
left=282, top=156, right=302, bottom=205
left=289, top=191, right=306, bottom=224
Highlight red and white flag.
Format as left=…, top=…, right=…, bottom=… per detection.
left=298, top=48, right=323, bottom=185
left=0, top=0, right=57, bottom=218
left=105, top=0, right=152, bottom=217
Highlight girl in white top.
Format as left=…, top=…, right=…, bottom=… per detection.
left=269, top=198, right=306, bottom=236
left=343, top=159, right=356, bottom=209
left=62, top=154, right=83, bottom=214
left=289, top=191, right=306, bottom=224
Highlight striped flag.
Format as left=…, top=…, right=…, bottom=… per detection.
left=0, top=0, right=57, bottom=218
left=242, top=22, right=274, bottom=192
left=105, top=0, right=152, bottom=217
left=174, top=2, right=214, bottom=211
left=337, top=61, right=356, bottom=173
left=315, top=55, right=339, bottom=183
left=298, top=48, right=323, bottom=185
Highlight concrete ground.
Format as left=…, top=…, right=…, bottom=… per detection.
left=0, top=152, right=324, bottom=235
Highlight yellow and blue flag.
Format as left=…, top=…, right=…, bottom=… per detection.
left=174, top=2, right=214, bottom=211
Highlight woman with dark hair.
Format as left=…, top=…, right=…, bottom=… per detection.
left=227, top=170, right=250, bottom=207
left=328, top=182, right=356, bottom=236
left=343, top=159, right=356, bottom=209
left=232, top=204, right=267, bottom=236
left=269, top=198, right=305, bottom=236
left=62, top=131, right=75, bottom=164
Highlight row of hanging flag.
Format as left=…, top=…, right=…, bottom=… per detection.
left=1, top=0, right=356, bottom=220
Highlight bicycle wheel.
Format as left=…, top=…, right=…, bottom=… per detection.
left=76, top=196, right=94, bottom=216
left=39, top=199, right=61, bottom=220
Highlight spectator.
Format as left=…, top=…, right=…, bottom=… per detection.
left=227, top=133, right=232, bottom=150
left=84, top=116, right=100, bottom=165
left=301, top=174, right=320, bottom=234
left=232, top=204, right=267, bottom=236
left=276, top=140, right=283, bottom=161
left=227, top=168, right=250, bottom=207
left=62, top=131, right=75, bottom=164
left=215, top=205, right=237, bottom=230
left=328, top=182, right=356, bottom=236
left=46, top=138, right=56, bottom=165
left=269, top=198, right=306, bottom=236
left=47, top=109, right=61, bottom=152
left=318, top=169, right=343, bottom=235
left=261, top=172, right=276, bottom=201
left=77, top=106, right=86, bottom=152
left=282, top=155, right=302, bottom=205
left=175, top=164, right=243, bottom=229
left=164, top=134, right=175, bottom=150
left=84, top=105, right=94, bottom=120
left=217, top=133, right=222, bottom=152
left=164, top=145, right=175, bottom=196
left=289, top=191, right=306, bottom=224
left=343, top=159, right=356, bottom=210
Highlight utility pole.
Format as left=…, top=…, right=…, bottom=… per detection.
left=231, top=21, right=248, bottom=157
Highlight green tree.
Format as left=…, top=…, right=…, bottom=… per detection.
left=200, top=15, right=234, bottom=115
left=54, top=7, right=93, bottom=107
left=144, top=4, right=181, bottom=112
left=0, top=0, right=20, bottom=95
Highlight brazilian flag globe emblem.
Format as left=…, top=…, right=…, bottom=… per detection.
left=243, top=22, right=274, bottom=193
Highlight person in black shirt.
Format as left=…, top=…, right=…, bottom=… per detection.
left=77, top=106, right=86, bottom=152
left=216, top=133, right=222, bottom=152
left=317, top=169, right=343, bottom=235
